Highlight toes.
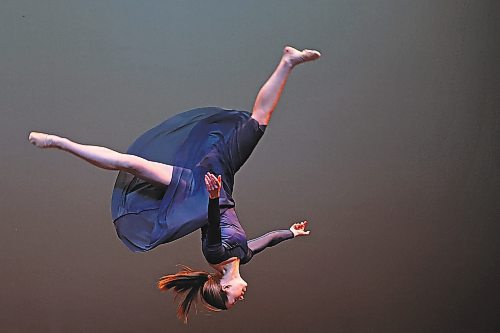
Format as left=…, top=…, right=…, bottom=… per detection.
left=28, top=132, right=40, bottom=145
left=283, top=46, right=320, bottom=66
left=301, top=49, right=321, bottom=61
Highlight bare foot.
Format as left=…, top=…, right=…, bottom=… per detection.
left=29, top=132, right=59, bottom=148
left=283, top=46, right=321, bottom=67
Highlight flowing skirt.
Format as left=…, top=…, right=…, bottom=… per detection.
left=111, top=107, right=265, bottom=252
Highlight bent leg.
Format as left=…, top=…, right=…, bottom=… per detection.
left=251, top=46, right=321, bottom=125
left=28, top=132, right=173, bottom=186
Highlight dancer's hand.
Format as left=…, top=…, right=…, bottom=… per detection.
left=290, top=221, right=310, bottom=237
left=205, top=172, right=222, bottom=199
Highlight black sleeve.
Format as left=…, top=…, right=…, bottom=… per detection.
left=247, top=230, right=294, bottom=256
left=206, top=198, right=222, bottom=246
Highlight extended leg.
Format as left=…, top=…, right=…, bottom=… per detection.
left=251, top=46, right=321, bottom=125
left=28, top=132, right=173, bottom=186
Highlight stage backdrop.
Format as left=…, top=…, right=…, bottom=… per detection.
left=1, top=1, right=499, bottom=332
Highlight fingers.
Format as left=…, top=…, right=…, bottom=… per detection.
left=210, top=173, right=221, bottom=186
left=205, top=172, right=222, bottom=191
left=210, top=173, right=220, bottom=188
left=293, top=220, right=311, bottom=236
left=204, top=174, right=212, bottom=190
left=293, top=220, right=308, bottom=230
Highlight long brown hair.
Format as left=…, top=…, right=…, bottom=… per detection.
left=157, top=265, right=227, bottom=323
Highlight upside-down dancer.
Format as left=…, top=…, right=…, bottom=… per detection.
left=29, top=46, right=320, bottom=322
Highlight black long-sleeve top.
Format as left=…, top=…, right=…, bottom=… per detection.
left=201, top=198, right=294, bottom=265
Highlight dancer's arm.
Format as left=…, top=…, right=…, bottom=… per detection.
left=206, top=198, right=222, bottom=246
left=205, top=173, right=223, bottom=246
left=248, top=221, right=310, bottom=255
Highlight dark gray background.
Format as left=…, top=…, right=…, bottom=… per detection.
left=1, top=1, right=499, bottom=332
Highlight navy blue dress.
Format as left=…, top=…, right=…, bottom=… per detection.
left=111, top=107, right=294, bottom=262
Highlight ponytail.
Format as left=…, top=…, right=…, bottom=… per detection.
left=157, top=265, right=227, bottom=323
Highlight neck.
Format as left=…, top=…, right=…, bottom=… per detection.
left=214, top=258, right=241, bottom=283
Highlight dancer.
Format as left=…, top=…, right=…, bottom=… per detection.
left=29, top=46, right=320, bottom=322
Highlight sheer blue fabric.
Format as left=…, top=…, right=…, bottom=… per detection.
left=110, top=107, right=261, bottom=252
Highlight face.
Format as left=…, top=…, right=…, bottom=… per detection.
left=222, top=277, right=247, bottom=308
